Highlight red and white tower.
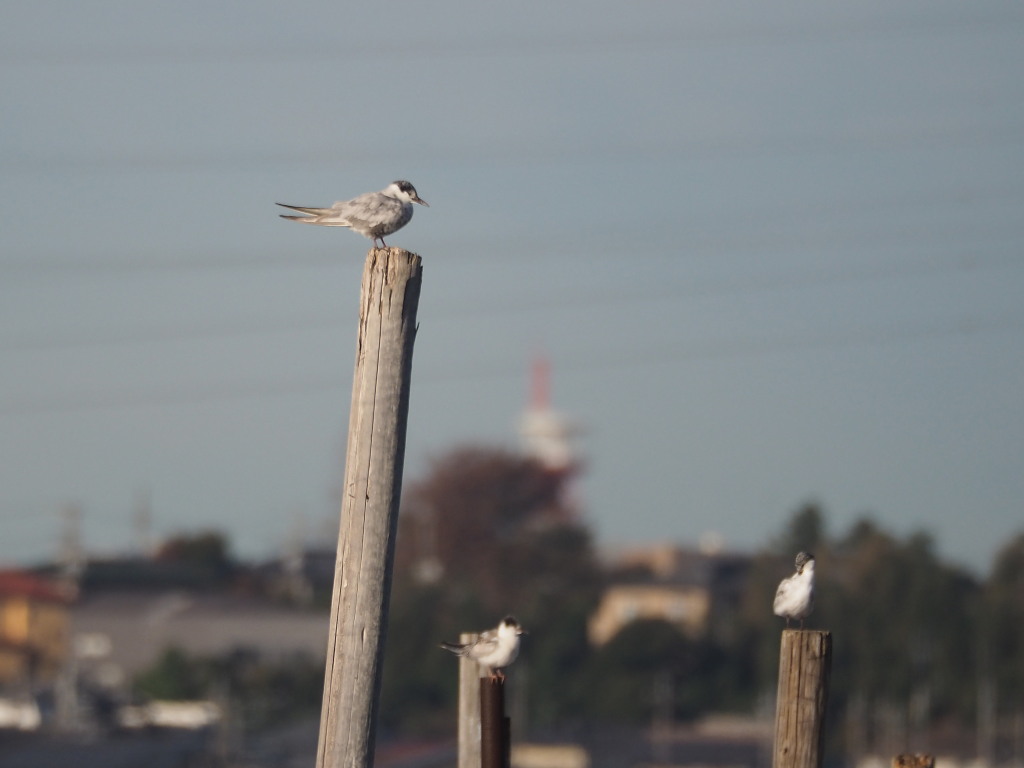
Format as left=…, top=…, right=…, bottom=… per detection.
left=518, top=355, right=582, bottom=475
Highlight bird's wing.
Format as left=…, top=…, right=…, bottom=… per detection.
left=332, top=195, right=401, bottom=231
left=468, top=630, right=501, bottom=659
left=773, top=577, right=793, bottom=611
left=355, top=193, right=403, bottom=216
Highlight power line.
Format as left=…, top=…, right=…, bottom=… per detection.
left=3, top=179, right=1023, bottom=275
left=0, top=248, right=1020, bottom=354
left=1, top=313, right=1020, bottom=417
left=2, top=12, right=1020, bottom=67
left=4, top=122, right=1023, bottom=175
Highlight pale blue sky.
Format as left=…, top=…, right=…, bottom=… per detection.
left=2, top=1, right=1022, bottom=575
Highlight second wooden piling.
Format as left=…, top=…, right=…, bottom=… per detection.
left=457, top=633, right=482, bottom=768
left=772, top=629, right=832, bottom=768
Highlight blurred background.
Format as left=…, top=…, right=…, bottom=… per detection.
left=1, top=0, right=1022, bottom=766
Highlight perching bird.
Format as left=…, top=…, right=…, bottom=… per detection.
left=773, top=551, right=816, bottom=628
left=440, top=616, right=526, bottom=680
left=277, top=180, right=428, bottom=248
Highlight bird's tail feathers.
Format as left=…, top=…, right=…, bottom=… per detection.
left=276, top=203, right=333, bottom=216
left=440, top=642, right=467, bottom=656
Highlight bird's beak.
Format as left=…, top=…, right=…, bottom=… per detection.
left=413, top=195, right=429, bottom=207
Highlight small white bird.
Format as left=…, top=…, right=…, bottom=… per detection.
left=277, top=180, right=428, bottom=248
left=440, top=616, right=526, bottom=680
left=773, top=552, right=816, bottom=629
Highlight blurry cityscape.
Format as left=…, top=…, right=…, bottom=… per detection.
left=1, top=364, right=1022, bottom=768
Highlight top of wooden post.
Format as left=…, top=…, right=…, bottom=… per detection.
left=773, top=629, right=832, bottom=768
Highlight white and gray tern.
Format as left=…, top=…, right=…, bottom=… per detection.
left=773, top=551, right=815, bottom=628
left=277, top=180, right=428, bottom=248
left=440, top=616, right=526, bottom=680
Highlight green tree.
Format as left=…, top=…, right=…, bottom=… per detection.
left=155, top=530, right=235, bottom=581
left=984, top=533, right=1024, bottom=709
left=830, top=522, right=978, bottom=718
left=738, top=508, right=983, bottom=759
left=584, top=619, right=717, bottom=723
left=134, top=647, right=323, bottom=730
left=135, top=647, right=209, bottom=700
left=776, top=502, right=826, bottom=556
left=385, top=445, right=602, bottom=732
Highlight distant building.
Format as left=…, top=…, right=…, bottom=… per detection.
left=71, top=591, right=329, bottom=677
left=589, top=581, right=711, bottom=644
left=255, top=546, right=337, bottom=603
left=513, top=743, right=590, bottom=768
left=587, top=543, right=751, bottom=646
left=0, top=570, right=71, bottom=687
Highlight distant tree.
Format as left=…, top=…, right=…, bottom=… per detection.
left=984, top=533, right=1024, bottom=709
left=135, top=647, right=208, bottom=700
left=736, top=503, right=835, bottom=700
left=379, top=583, right=457, bottom=735
left=134, top=647, right=323, bottom=729
left=384, top=480, right=1000, bottom=742
left=395, top=446, right=579, bottom=608
left=737, top=508, right=983, bottom=760
left=155, top=530, right=235, bottom=580
left=834, top=524, right=978, bottom=716
left=584, top=619, right=719, bottom=723
left=776, top=502, right=826, bottom=556
left=735, top=551, right=791, bottom=695
left=385, top=445, right=602, bottom=732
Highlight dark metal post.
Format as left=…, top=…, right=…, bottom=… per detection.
left=480, top=677, right=510, bottom=768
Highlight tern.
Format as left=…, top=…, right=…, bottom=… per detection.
left=277, top=180, right=428, bottom=248
left=440, top=616, right=526, bottom=680
left=773, top=551, right=815, bottom=629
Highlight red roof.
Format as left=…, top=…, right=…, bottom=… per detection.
left=0, top=570, right=69, bottom=603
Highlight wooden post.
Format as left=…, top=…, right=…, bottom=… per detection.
left=480, top=677, right=509, bottom=768
left=893, top=755, right=935, bottom=768
left=773, top=629, right=832, bottom=768
left=458, top=633, right=483, bottom=768
left=316, top=247, right=423, bottom=768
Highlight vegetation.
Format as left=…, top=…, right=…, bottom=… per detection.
left=154, top=530, right=237, bottom=581
left=135, top=647, right=323, bottom=731
left=127, top=447, right=1024, bottom=759
left=383, top=446, right=602, bottom=732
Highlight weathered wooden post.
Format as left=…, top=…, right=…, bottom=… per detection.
left=457, top=633, right=483, bottom=768
left=772, top=629, right=832, bottom=768
left=316, top=247, right=423, bottom=768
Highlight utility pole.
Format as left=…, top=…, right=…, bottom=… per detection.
left=315, top=247, right=423, bottom=768
left=132, top=488, right=154, bottom=556
left=58, top=504, right=84, bottom=590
